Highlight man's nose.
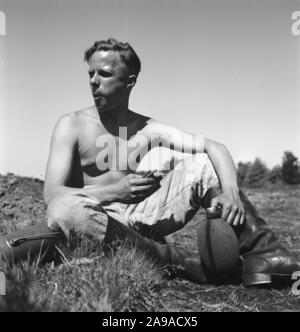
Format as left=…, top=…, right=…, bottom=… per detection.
left=90, top=72, right=100, bottom=86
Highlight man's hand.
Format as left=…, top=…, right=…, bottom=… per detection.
left=113, top=173, right=160, bottom=204
left=210, top=187, right=245, bottom=226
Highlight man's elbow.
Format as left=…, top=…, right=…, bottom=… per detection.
left=217, top=141, right=229, bottom=153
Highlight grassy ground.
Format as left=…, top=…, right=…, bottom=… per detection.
left=1, top=173, right=300, bottom=312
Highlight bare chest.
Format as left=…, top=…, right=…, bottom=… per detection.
left=78, top=125, right=151, bottom=177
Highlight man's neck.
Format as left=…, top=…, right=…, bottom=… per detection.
left=98, top=104, right=130, bottom=135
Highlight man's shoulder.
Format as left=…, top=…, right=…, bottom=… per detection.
left=131, top=115, right=170, bottom=137
left=140, top=117, right=165, bottom=133
left=128, top=109, right=151, bottom=122
left=52, top=109, right=85, bottom=140
left=55, top=112, right=78, bottom=132
left=56, top=106, right=95, bottom=127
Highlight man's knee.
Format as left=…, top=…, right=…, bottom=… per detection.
left=177, top=154, right=211, bottom=174
left=46, top=192, right=107, bottom=239
left=46, top=192, right=80, bottom=236
left=176, top=154, right=219, bottom=189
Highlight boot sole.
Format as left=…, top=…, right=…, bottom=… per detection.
left=243, top=273, right=292, bottom=287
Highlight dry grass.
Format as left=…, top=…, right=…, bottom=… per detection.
left=1, top=173, right=300, bottom=312
left=0, top=241, right=165, bottom=312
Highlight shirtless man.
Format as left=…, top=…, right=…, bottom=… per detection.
left=2, top=39, right=299, bottom=286
left=43, top=39, right=244, bottom=222
left=43, top=39, right=246, bottom=283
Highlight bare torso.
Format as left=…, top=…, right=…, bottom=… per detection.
left=71, top=107, right=153, bottom=188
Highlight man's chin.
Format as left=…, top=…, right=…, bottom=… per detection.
left=94, top=99, right=108, bottom=112
left=95, top=104, right=110, bottom=113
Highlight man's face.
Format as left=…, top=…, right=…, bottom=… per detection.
left=88, top=50, right=130, bottom=112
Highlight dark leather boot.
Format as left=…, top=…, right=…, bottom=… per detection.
left=203, top=188, right=300, bottom=287
left=104, top=217, right=207, bottom=284
left=238, top=190, right=300, bottom=287
left=0, top=223, right=64, bottom=269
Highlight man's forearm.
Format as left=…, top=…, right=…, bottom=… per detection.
left=44, top=184, right=119, bottom=206
left=204, top=140, right=238, bottom=192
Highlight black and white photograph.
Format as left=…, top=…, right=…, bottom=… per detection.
left=0, top=0, right=300, bottom=313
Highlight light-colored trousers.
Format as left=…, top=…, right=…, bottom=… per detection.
left=46, top=154, right=220, bottom=243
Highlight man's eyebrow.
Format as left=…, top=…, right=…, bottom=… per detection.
left=88, top=68, right=114, bottom=74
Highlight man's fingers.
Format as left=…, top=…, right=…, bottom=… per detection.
left=240, top=212, right=246, bottom=225
left=221, top=205, right=231, bottom=221
left=133, top=184, right=158, bottom=194
left=230, top=208, right=246, bottom=226
left=232, top=210, right=242, bottom=226
left=132, top=177, right=157, bottom=185
left=226, top=208, right=238, bottom=225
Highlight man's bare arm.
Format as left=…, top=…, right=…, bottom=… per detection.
left=204, top=138, right=238, bottom=191
left=145, top=119, right=204, bottom=154
left=204, top=138, right=245, bottom=225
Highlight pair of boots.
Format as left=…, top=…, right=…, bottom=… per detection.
left=1, top=189, right=300, bottom=287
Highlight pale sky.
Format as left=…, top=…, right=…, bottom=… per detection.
left=0, top=0, right=300, bottom=179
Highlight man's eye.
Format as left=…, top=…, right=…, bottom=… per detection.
left=100, top=71, right=112, bottom=78
left=88, top=70, right=112, bottom=78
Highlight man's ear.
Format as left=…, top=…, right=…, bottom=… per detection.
left=127, top=75, right=137, bottom=88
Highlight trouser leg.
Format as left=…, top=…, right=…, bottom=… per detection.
left=125, top=154, right=220, bottom=237
left=46, top=191, right=207, bottom=283
left=46, top=192, right=110, bottom=241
